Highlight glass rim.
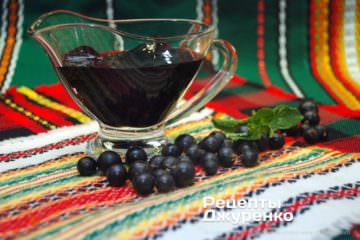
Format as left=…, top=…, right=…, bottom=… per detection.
left=28, top=10, right=216, bottom=41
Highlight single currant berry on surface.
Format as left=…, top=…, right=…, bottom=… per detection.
left=175, top=134, right=195, bottom=152
left=149, top=155, right=165, bottom=170
left=235, top=125, right=249, bottom=134
left=199, top=136, right=222, bottom=153
left=77, top=157, right=97, bottom=176
left=236, top=141, right=258, bottom=155
left=155, top=173, right=176, bottom=193
left=221, top=139, right=233, bottom=149
left=303, top=127, right=319, bottom=144
left=201, top=153, right=219, bottom=176
left=269, top=133, right=285, bottom=150
left=299, top=99, right=318, bottom=114
left=218, top=147, right=234, bottom=168
left=106, top=164, right=127, bottom=187
left=129, top=161, right=152, bottom=179
left=125, top=146, right=147, bottom=164
left=233, top=139, right=256, bottom=152
left=315, top=125, right=329, bottom=141
left=256, top=135, right=269, bottom=152
left=209, top=131, right=226, bottom=144
left=97, top=151, right=122, bottom=175
left=161, top=143, right=181, bottom=157
left=171, top=161, right=195, bottom=188
left=185, top=144, right=206, bottom=164
left=161, top=156, right=179, bottom=170
left=178, top=154, right=192, bottom=163
left=153, top=168, right=168, bottom=178
left=302, top=111, right=320, bottom=125
left=241, top=149, right=258, bottom=167
left=132, top=173, right=155, bottom=196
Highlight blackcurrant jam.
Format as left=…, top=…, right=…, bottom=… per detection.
left=56, top=44, right=203, bottom=127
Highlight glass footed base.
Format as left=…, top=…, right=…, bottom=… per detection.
left=86, top=134, right=168, bottom=159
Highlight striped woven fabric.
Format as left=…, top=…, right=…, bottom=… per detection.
left=0, top=77, right=359, bottom=239
left=0, top=114, right=359, bottom=239
left=1, top=0, right=360, bottom=108
left=0, top=1, right=360, bottom=239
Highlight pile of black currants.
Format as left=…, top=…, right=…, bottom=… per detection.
left=76, top=145, right=195, bottom=196
left=76, top=100, right=328, bottom=196
left=295, top=99, right=328, bottom=144
left=77, top=131, right=264, bottom=196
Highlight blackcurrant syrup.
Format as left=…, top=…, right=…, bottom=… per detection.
left=56, top=44, right=203, bottom=127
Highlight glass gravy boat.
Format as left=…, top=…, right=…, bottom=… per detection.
left=29, top=10, right=237, bottom=155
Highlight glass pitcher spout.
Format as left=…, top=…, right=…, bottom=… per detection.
left=28, top=10, right=216, bottom=45
left=29, top=10, right=237, bottom=156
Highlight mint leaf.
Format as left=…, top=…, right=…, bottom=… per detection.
left=212, top=104, right=303, bottom=141
left=247, top=124, right=270, bottom=139
left=252, top=107, right=274, bottom=125
left=269, top=104, right=303, bottom=130
left=212, top=116, right=246, bottom=132
left=225, top=132, right=248, bottom=141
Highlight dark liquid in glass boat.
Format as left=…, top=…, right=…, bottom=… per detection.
left=56, top=44, right=203, bottom=127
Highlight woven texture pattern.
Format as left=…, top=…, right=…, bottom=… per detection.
left=0, top=77, right=359, bottom=239
left=0, top=0, right=360, bottom=239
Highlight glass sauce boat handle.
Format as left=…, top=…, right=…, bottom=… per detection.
left=166, top=39, right=238, bottom=126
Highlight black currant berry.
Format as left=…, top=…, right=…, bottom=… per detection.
left=185, top=144, right=206, bottom=164
left=149, top=155, right=165, bottom=170
left=218, top=147, right=234, bottom=168
left=161, top=143, right=181, bottom=157
left=132, top=173, right=154, bottom=196
left=209, top=131, right=226, bottom=144
left=315, top=125, right=328, bottom=141
left=299, top=99, right=318, bottom=114
left=97, top=151, right=122, bottom=175
left=175, top=134, right=195, bottom=152
left=302, top=111, right=320, bottom=125
left=77, top=157, right=97, bottom=176
left=199, top=136, right=222, bottom=153
left=125, top=146, right=147, bottom=164
left=303, top=127, right=319, bottom=144
left=161, top=156, right=179, bottom=170
left=256, top=135, right=269, bottom=152
left=201, top=153, right=219, bottom=176
left=241, top=149, right=258, bottom=167
left=237, top=141, right=258, bottom=154
left=269, top=133, right=285, bottom=150
left=129, top=161, right=151, bottom=179
left=155, top=173, right=175, bottom=193
left=171, top=161, right=195, bottom=188
left=106, top=164, right=127, bottom=187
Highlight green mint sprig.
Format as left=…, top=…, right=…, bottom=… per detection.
left=212, top=104, right=303, bottom=140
